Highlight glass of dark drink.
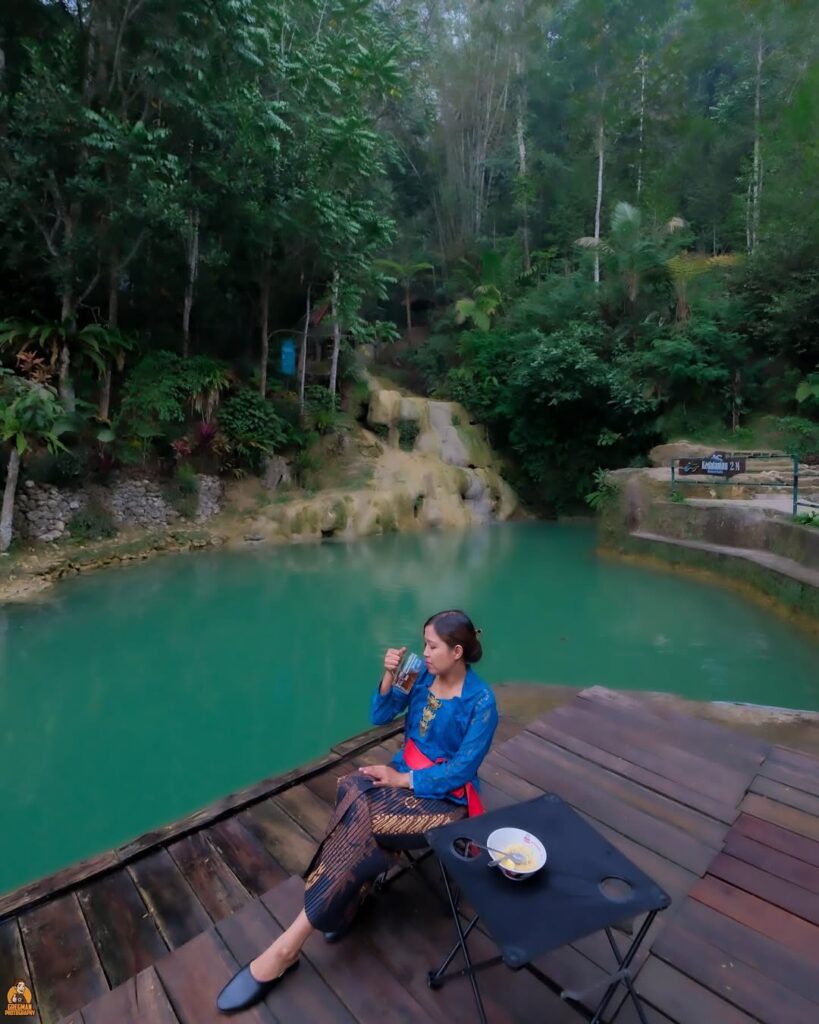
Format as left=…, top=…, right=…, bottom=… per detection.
left=393, top=651, right=423, bottom=694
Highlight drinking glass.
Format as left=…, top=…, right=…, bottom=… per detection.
left=394, top=651, right=423, bottom=694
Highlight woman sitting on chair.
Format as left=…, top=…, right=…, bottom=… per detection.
left=217, top=608, right=498, bottom=1014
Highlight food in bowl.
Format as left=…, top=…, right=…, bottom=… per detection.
left=487, top=826, right=547, bottom=881
left=496, top=843, right=540, bottom=872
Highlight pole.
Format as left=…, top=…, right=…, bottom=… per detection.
left=792, top=456, right=799, bottom=517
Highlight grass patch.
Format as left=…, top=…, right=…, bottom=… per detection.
left=398, top=419, right=420, bottom=452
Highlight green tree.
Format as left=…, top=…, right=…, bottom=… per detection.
left=0, top=370, right=66, bottom=552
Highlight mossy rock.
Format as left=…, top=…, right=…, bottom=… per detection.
left=454, top=419, right=496, bottom=469
left=319, top=498, right=351, bottom=536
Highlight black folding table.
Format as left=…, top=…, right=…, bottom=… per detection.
left=424, top=794, right=670, bottom=1024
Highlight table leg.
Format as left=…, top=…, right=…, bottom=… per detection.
left=427, top=860, right=492, bottom=1024
left=589, top=911, right=656, bottom=1024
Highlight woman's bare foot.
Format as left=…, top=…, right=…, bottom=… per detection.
left=247, top=909, right=314, bottom=982
left=248, top=941, right=299, bottom=983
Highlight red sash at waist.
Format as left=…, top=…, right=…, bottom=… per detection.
left=403, top=737, right=484, bottom=817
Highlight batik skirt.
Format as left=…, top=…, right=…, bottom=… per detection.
left=303, top=772, right=466, bottom=932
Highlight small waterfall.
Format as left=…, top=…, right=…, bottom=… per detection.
left=426, top=401, right=470, bottom=467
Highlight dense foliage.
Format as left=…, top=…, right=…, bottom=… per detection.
left=1, top=1, right=818, bottom=516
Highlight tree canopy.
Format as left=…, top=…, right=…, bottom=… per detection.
left=1, top=0, right=817, bottom=512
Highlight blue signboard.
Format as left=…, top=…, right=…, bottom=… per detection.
left=280, top=338, right=296, bottom=377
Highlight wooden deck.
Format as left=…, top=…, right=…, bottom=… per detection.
left=2, top=686, right=818, bottom=1024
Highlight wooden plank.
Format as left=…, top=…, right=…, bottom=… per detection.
left=512, top=729, right=726, bottom=848
left=205, top=817, right=287, bottom=897
left=707, top=852, right=819, bottom=926
left=263, top=875, right=442, bottom=1024
left=382, top=733, right=404, bottom=754
left=758, top=758, right=819, bottom=798
left=672, top=898, right=819, bottom=1005
left=733, top=813, right=819, bottom=868
left=767, top=744, right=819, bottom=775
left=577, top=688, right=769, bottom=770
left=355, top=872, right=585, bottom=1024
left=0, top=917, right=43, bottom=1024
left=723, top=831, right=819, bottom=895
left=0, top=725, right=400, bottom=922
left=349, top=745, right=392, bottom=768
left=0, top=850, right=119, bottom=922
left=216, top=894, right=356, bottom=1024
left=167, top=831, right=251, bottom=922
left=482, top=756, right=696, bottom=905
left=750, top=774, right=819, bottom=818
left=128, top=850, right=213, bottom=950
left=80, top=966, right=180, bottom=1024
left=613, top=1000, right=675, bottom=1024
left=492, top=736, right=716, bottom=875
left=493, top=717, right=525, bottom=745
left=480, top=757, right=544, bottom=804
left=116, top=732, right=397, bottom=863
left=273, top=784, right=332, bottom=843
left=652, top=920, right=818, bottom=1024
left=330, top=721, right=403, bottom=756
left=19, top=893, right=108, bottom=1024
left=739, top=793, right=819, bottom=842
left=154, top=928, right=275, bottom=1024
left=577, top=688, right=773, bottom=761
left=531, top=940, right=631, bottom=1020
left=631, top=955, right=757, bottom=1024
left=240, top=801, right=317, bottom=876
left=305, top=768, right=345, bottom=807
left=77, top=870, right=168, bottom=988
left=527, top=717, right=736, bottom=822
left=542, top=704, right=750, bottom=803
left=690, top=875, right=819, bottom=961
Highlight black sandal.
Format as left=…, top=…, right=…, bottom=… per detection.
left=216, top=960, right=300, bottom=1014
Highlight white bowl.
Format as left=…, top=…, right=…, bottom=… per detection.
left=486, top=827, right=547, bottom=881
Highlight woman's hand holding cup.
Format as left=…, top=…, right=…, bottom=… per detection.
left=384, top=646, right=407, bottom=676
left=380, top=646, right=407, bottom=693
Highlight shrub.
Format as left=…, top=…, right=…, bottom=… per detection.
left=27, top=448, right=85, bottom=487
left=398, top=419, right=420, bottom=451
left=371, top=422, right=389, bottom=441
left=584, top=469, right=618, bottom=511
left=69, top=500, right=117, bottom=540
left=161, top=464, right=200, bottom=519
left=218, top=390, right=288, bottom=472
left=293, top=446, right=320, bottom=488
left=175, top=462, right=199, bottom=495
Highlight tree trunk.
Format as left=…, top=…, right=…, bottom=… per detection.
left=516, top=104, right=531, bottom=273
left=750, top=32, right=764, bottom=253
left=99, top=256, right=119, bottom=422
left=515, top=52, right=530, bottom=274
left=329, top=269, right=341, bottom=398
left=259, top=256, right=271, bottom=398
left=745, top=178, right=753, bottom=255
left=182, top=209, right=200, bottom=358
left=732, top=370, right=742, bottom=432
left=59, top=288, right=76, bottom=412
left=594, top=117, right=605, bottom=285
left=0, top=447, right=20, bottom=553
left=405, top=281, right=413, bottom=334
left=636, top=52, right=646, bottom=201
left=298, top=282, right=312, bottom=416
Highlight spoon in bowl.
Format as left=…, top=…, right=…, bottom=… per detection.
left=468, top=841, right=526, bottom=866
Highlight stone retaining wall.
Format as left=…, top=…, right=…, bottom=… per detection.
left=14, top=475, right=223, bottom=542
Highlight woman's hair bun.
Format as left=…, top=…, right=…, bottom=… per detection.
left=424, top=609, right=483, bottom=664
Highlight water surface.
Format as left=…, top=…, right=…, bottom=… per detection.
left=1, top=522, right=816, bottom=895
